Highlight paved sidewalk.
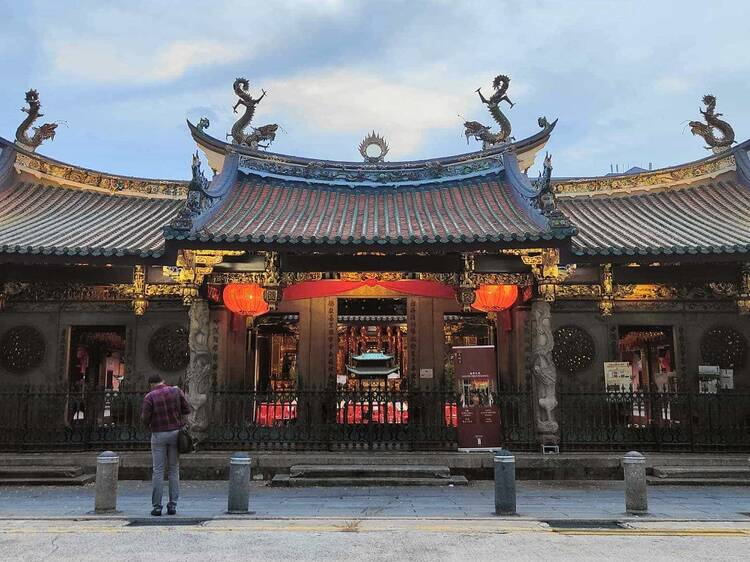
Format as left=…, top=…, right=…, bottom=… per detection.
left=0, top=480, right=749, bottom=520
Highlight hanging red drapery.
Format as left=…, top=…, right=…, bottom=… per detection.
left=281, top=279, right=456, bottom=301
left=471, top=284, right=519, bottom=332
left=223, top=283, right=270, bottom=318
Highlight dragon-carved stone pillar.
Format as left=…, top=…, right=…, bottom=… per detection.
left=186, top=298, right=211, bottom=446
left=530, top=298, right=559, bottom=445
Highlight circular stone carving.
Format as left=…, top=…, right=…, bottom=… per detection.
left=552, top=325, right=595, bottom=374
left=0, top=326, right=46, bottom=374
left=700, top=326, right=747, bottom=369
left=358, top=132, right=389, bottom=163
left=148, top=325, right=189, bottom=372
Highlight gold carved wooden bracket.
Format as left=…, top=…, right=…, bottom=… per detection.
left=599, top=263, right=614, bottom=316
left=163, top=249, right=245, bottom=305
left=523, top=248, right=575, bottom=302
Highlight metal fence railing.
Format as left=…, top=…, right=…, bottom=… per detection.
left=2, top=384, right=746, bottom=452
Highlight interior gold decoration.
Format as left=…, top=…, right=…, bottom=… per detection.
left=474, top=273, right=533, bottom=286
left=163, top=249, right=245, bottom=305
left=553, top=155, right=735, bottom=196
left=279, top=272, right=324, bottom=285
left=738, top=264, right=750, bottom=315
left=554, top=284, right=601, bottom=299
left=262, top=251, right=281, bottom=310
left=14, top=152, right=188, bottom=198
left=614, top=283, right=738, bottom=301
left=209, top=272, right=266, bottom=285
left=458, top=253, right=477, bottom=312
left=599, top=263, right=614, bottom=316
left=131, top=265, right=148, bottom=316
left=339, top=272, right=408, bottom=282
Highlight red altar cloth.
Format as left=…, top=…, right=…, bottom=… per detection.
left=282, top=279, right=455, bottom=300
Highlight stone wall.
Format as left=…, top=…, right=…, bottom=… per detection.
left=550, top=303, right=750, bottom=391
left=0, top=303, right=188, bottom=386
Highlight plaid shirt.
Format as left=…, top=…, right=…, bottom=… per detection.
left=141, top=385, right=191, bottom=433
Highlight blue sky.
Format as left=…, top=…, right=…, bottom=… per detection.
left=1, top=0, right=748, bottom=180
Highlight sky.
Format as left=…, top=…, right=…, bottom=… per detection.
left=1, top=0, right=748, bottom=180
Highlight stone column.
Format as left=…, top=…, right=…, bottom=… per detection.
left=186, top=298, right=212, bottom=447
left=530, top=299, right=559, bottom=446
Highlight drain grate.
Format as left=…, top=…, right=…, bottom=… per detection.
left=127, top=518, right=208, bottom=527
left=544, top=520, right=624, bottom=530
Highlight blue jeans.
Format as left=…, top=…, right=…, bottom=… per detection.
left=151, top=429, right=180, bottom=509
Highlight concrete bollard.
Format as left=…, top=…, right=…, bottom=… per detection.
left=494, top=448, right=517, bottom=516
left=623, top=451, right=648, bottom=514
left=227, top=452, right=252, bottom=514
left=94, top=451, right=120, bottom=514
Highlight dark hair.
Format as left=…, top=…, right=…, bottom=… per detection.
left=147, top=374, right=164, bottom=385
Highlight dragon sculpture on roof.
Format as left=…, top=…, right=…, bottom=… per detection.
left=229, top=78, right=279, bottom=150
left=464, top=74, right=515, bottom=149
left=15, top=89, right=58, bottom=151
left=689, top=94, right=735, bottom=153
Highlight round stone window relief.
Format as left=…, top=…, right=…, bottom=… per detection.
left=552, top=325, right=596, bottom=374
left=148, top=325, right=190, bottom=372
left=0, top=326, right=46, bottom=374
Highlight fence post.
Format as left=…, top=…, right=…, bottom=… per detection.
left=623, top=450, right=648, bottom=515
left=227, top=452, right=252, bottom=514
left=94, top=451, right=120, bottom=513
left=494, top=448, right=517, bottom=516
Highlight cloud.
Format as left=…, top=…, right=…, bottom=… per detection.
left=264, top=69, right=476, bottom=156
left=654, top=77, right=692, bottom=94
left=51, top=39, right=245, bottom=84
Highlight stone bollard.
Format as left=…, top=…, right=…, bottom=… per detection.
left=227, top=452, right=252, bottom=514
left=94, top=451, right=120, bottom=514
left=494, top=448, right=517, bottom=516
left=623, top=451, right=648, bottom=515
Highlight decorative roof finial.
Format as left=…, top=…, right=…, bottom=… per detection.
left=15, top=89, right=58, bottom=152
left=464, top=74, right=515, bottom=150
left=229, top=78, right=279, bottom=150
left=197, top=117, right=210, bottom=133
left=689, top=94, right=735, bottom=153
left=359, top=131, right=389, bottom=163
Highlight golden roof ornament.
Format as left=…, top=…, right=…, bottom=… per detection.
left=689, top=94, right=735, bottom=154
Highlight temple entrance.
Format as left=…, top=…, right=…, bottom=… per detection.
left=66, top=326, right=127, bottom=427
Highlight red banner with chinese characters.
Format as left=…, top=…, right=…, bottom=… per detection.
left=281, top=279, right=456, bottom=300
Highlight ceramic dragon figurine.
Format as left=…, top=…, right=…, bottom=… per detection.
left=15, top=89, right=58, bottom=151
left=229, top=78, right=278, bottom=150
left=689, top=94, right=735, bottom=153
left=464, top=74, right=515, bottom=149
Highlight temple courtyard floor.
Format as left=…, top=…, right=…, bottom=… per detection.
left=1, top=482, right=749, bottom=560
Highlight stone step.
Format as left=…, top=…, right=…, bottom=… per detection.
left=647, top=476, right=750, bottom=486
left=652, top=466, right=750, bottom=479
left=0, top=466, right=85, bottom=479
left=271, top=474, right=468, bottom=487
left=289, top=464, right=452, bottom=479
left=0, top=474, right=95, bottom=486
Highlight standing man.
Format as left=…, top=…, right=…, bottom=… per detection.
left=141, top=374, right=191, bottom=516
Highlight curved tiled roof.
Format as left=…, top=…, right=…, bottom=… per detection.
left=557, top=177, right=750, bottom=256
left=0, top=181, right=183, bottom=258
left=170, top=171, right=567, bottom=246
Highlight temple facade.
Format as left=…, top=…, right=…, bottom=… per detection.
left=0, top=79, right=748, bottom=453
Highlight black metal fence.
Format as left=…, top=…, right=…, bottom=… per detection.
left=560, top=390, right=750, bottom=452
left=1, top=385, right=746, bottom=452
left=0, top=385, right=533, bottom=452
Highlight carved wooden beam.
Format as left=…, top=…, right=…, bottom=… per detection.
left=599, top=263, right=613, bottom=316
left=132, top=265, right=148, bottom=316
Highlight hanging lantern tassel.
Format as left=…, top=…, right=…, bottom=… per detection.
left=223, top=283, right=270, bottom=327
left=471, top=284, right=518, bottom=331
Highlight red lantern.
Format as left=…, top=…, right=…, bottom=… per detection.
left=472, top=284, right=518, bottom=313
left=223, top=283, right=269, bottom=317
